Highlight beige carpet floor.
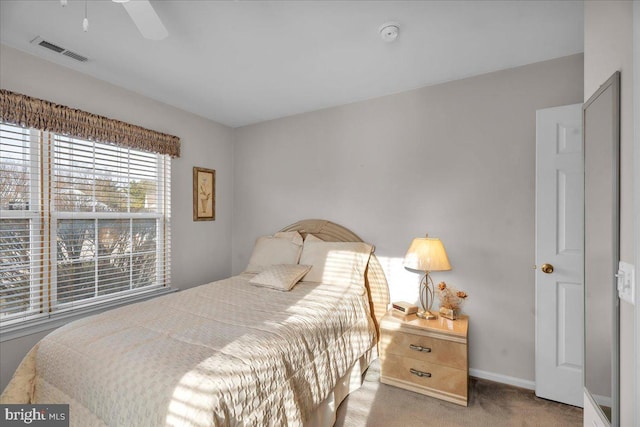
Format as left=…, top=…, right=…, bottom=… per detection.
left=334, top=360, right=582, bottom=427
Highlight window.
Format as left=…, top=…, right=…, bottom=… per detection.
left=0, top=122, right=171, bottom=328
left=0, top=125, right=41, bottom=321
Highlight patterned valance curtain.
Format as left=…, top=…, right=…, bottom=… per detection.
left=0, top=89, right=180, bottom=157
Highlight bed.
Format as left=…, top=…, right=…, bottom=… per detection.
left=1, top=219, right=389, bottom=426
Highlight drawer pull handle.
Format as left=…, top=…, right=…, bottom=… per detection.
left=410, top=368, right=432, bottom=378
left=409, top=344, right=432, bottom=353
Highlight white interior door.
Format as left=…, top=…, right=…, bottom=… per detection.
left=535, top=103, right=583, bottom=407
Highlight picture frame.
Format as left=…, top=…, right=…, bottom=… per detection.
left=193, top=166, right=215, bottom=221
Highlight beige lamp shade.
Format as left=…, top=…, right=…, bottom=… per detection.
left=403, top=237, right=452, bottom=272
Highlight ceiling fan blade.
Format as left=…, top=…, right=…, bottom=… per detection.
left=121, top=0, right=168, bottom=40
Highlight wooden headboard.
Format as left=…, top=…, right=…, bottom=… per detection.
left=280, top=219, right=390, bottom=339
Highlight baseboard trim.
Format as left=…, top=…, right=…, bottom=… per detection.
left=469, top=368, right=535, bottom=391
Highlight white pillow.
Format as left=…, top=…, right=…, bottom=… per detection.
left=274, top=231, right=304, bottom=246
left=299, top=240, right=373, bottom=285
left=245, top=232, right=303, bottom=273
left=304, top=233, right=323, bottom=242
left=249, top=264, right=312, bottom=291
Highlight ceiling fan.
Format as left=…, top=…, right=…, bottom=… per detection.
left=61, top=0, right=168, bottom=41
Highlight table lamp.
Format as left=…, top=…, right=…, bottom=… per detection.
left=403, top=234, right=451, bottom=319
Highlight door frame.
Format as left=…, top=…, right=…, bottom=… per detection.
left=633, top=3, right=639, bottom=426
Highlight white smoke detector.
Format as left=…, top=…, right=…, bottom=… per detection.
left=379, top=22, right=399, bottom=42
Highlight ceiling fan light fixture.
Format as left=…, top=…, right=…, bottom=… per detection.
left=122, top=1, right=169, bottom=40
left=112, top=0, right=131, bottom=3
left=83, top=0, right=89, bottom=32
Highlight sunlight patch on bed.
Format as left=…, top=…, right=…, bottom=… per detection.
left=167, top=359, right=252, bottom=426
left=166, top=367, right=217, bottom=426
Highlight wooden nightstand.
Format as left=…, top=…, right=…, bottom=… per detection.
left=379, top=311, right=469, bottom=406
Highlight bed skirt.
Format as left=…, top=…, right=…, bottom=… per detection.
left=306, top=348, right=376, bottom=427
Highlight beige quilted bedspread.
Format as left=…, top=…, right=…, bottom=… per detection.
left=0, top=274, right=376, bottom=426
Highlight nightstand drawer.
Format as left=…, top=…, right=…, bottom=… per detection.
left=380, top=329, right=466, bottom=370
left=380, top=353, right=468, bottom=404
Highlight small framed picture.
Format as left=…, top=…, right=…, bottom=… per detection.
left=193, top=167, right=215, bottom=221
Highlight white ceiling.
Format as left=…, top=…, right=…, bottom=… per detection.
left=0, top=1, right=584, bottom=128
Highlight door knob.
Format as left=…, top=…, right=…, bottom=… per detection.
left=541, top=263, right=554, bottom=274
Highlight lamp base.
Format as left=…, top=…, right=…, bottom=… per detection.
left=418, top=272, right=437, bottom=320
left=417, top=310, right=437, bottom=320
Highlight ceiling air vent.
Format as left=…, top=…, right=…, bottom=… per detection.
left=30, top=36, right=89, bottom=63
left=62, top=50, right=88, bottom=62
left=37, top=40, right=65, bottom=53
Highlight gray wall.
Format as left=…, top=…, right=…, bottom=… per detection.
left=0, top=45, right=235, bottom=390
left=233, top=54, right=584, bottom=384
left=584, top=2, right=636, bottom=425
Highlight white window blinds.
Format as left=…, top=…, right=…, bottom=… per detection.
left=0, top=122, right=171, bottom=327
left=0, top=124, right=42, bottom=321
